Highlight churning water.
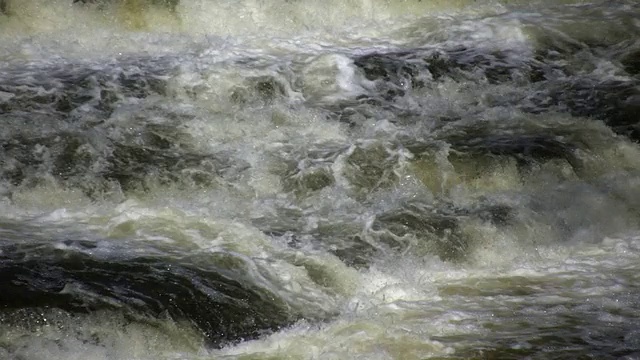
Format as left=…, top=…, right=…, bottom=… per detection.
left=1, top=0, right=640, bottom=359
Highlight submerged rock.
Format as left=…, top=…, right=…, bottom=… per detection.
left=0, top=241, right=295, bottom=348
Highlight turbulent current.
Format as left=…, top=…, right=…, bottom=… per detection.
left=1, top=0, right=640, bottom=359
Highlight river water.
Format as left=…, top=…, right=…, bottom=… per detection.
left=1, top=0, right=639, bottom=359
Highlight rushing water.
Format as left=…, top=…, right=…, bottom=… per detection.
left=1, top=0, right=640, bottom=359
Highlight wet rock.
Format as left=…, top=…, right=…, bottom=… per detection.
left=0, top=242, right=294, bottom=348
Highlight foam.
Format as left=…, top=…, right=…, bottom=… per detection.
left=0, top=310, right=205, bottom=360
left=0, top=0, right=601, bottom=62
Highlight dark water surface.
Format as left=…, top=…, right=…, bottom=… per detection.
left=1, top=1, right=640, bottom=359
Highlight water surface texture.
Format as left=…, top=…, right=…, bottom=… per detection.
left=1, top=0, right=640, bottom=359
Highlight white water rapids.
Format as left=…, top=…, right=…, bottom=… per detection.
left=1, top=1, right=640, bottom=359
